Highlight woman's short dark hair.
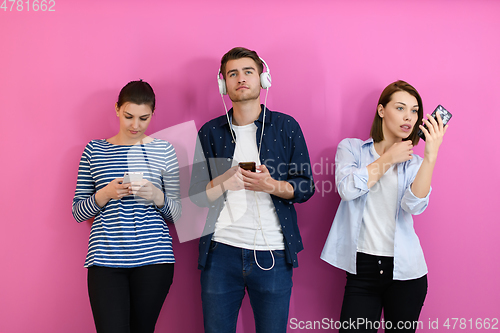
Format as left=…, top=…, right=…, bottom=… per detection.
left=370, top=80, right=424, bottom=145
left=220, top=47, right=264, bottom=80
left=117, top=80, right=155, bottom=112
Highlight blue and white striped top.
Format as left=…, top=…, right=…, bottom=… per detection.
left=72, top=139, right=182, bottom=268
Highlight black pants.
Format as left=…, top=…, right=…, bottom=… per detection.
left=340, top=253, right=427, bottom=333
left=87, top=264, right=174, bottom=333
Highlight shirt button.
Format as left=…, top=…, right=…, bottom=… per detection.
left=380, top=270, right=383, bottom=274
left=227, top=158, right=231, bottom=161
left=378, top=260, right=382, bottom=265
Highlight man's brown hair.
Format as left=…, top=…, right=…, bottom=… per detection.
left=220, top=47, right=263, bottom=79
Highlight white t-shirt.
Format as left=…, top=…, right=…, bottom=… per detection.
left=213, top=123, right=284, bottom=250
left=358, top=144, right=398, bottom=256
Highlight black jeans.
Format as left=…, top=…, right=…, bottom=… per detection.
left=339, top=253, right=427, bottom=333
left=87, top=264, right=174, bottom=333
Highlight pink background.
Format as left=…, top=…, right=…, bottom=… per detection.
left=1, top=0, right=499, bottom=332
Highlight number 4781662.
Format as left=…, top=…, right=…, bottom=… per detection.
left=1, top=0, right=56, bottom=11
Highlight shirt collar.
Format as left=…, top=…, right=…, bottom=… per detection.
left=218, top=104, right=271, bottom=127
left=362, top=137, right=374, bottom=146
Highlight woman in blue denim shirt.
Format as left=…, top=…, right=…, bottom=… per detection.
left=321, top=80, right=448, bottom=332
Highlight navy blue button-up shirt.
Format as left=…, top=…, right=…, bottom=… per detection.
left=189, top=106, right=315, bottom=269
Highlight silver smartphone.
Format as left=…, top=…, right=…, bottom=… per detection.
left=123, top=172, right=143, bottom=183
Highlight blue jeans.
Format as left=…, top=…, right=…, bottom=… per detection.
left=201, top=241, right=293, bottom=333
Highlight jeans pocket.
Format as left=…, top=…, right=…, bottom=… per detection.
left=208, top=241, right=219, bottom=253
left=272, top=250, right=286, bottom=258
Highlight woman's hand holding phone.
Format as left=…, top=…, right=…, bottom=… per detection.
left=95, top=178, right=129, bottom=207
left=419, top=111, right=448, bottom=162
left=129, top=179, right=165, bottom=207
left=411, top=112, right=448, bottom=198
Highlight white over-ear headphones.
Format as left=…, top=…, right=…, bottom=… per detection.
left=217, top=57, right=272, bottom=95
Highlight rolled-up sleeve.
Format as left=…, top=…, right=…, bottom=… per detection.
left=188, top=130, right=212, bottom=208
left=286, top=122, right=315, bottom=204
left=401, top=185, right=431, bottom=215
left=335, top=139, right=370, bottom=201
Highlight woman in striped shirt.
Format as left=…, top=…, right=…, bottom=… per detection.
left=72, top=80, right=181, bottom=333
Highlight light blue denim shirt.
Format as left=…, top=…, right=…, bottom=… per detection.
left=321, top=138, right=431, bottom=280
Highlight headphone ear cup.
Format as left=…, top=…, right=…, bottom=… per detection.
left=260, top=72, right=272, bottom=89
left=218, top=78, right=227, bottom=95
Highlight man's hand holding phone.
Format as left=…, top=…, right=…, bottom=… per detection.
left=241, top=164, right=275, bottom=193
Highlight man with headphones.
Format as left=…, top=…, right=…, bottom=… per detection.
left=189, top=47, right=315, bottom=333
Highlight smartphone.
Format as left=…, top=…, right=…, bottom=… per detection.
left=123, top=172, right=143, bottom=183
left=418, top=105, right=452, bottom=141
left=239, top=162, right=256, bottom=172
